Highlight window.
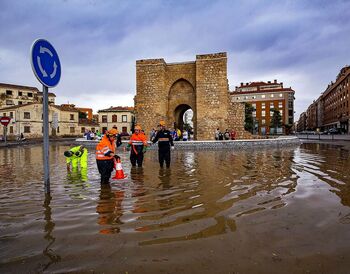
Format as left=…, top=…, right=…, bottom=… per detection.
left=102, top=115, right=107, bottom=123
left=253, top=111, right=256, bottom=117
left=6, top=100, right=13, bottom=105
left=279, top=93, right=283, bottom=97
left=70, top=127, right=75, bottom=133
left=57, top=127, right=60, bottom=133
left=112, top=115, right=118, bottom=122
left=81, top=127, right=85, bottom=133
left=278, top=102, right=283, bottom=108
left=18, top=101, right=22, bottom=105
left=262, top=110, right=266, bottom=117
left=122, top=115, right=127, bottom=122
left=252, top=103, right=256, bottom=110
left=28, top=93, right=33, bottom=97
left=270, top=94, right=274, bottom=98
left=261, top=95, right=266, bottom=99
left=10, top=112, right=13, bottom=118
left=24, top=112, right=30, bottom=119
left=6, top=90, right=12, bottom=95
left=280, top=110, right=283, bottom=116
left=9, top=126, right=13, bottom=134
left=70, top=114, right=74, bottom=120
left=24, top=126, right=31, bottom=133
left=122, top=126, right=127, bottom=133
left=262, top=119, right=266, bottom=125
left=18, top=91, right=22, bottom=96
left=270, top=111, right=274, bottom=117
left=270, top=102, right=274, bottom=108
left=261, top=103, right=265, bottom=109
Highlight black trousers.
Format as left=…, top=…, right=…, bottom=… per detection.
left=130, top=151, right=144, bottom=167
left=158, top=149, right=171, bottom=168
left=96, top=159, right=114, bottom=184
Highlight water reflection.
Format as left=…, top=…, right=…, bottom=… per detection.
left=41, top=193, right=61, bottom=271
left=1, top=143, right=350, bottom=272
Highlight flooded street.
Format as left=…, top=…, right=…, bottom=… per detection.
left=1, top=143, right=350, bottom=273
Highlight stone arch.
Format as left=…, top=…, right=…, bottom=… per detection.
left=167, top=79, right=197, bottom=139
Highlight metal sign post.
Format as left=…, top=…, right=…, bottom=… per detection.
left=30, top=39, right=61, bottom=194
left=0, top=116, right=11, bottom=146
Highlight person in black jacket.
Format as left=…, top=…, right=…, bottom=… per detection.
left=152, top=120, right=174, bottom=168
left=112, top=125, right=122, bottom=147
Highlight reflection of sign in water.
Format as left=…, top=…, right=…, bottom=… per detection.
left=52, top=113, right=58, bottom=129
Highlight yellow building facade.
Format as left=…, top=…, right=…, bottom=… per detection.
left=98, top=106, right=134, bottom=134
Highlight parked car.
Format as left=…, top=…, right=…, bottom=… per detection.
left=327, top=128, right=341, bottom=134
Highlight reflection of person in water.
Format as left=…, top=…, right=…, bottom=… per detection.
left=96, top=184, right=124, bottom=234
left=158, top=168, right=172, bottom=189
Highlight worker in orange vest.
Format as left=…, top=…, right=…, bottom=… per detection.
left=127, top=125, right=148, bottom=167
left=96, top=128, right=118, bottom=184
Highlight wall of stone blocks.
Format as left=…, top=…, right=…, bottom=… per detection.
left=135, top=52, right=248, bottom=140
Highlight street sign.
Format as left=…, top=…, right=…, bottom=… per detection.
left=0, top=116, right=11, bottom=126
left=30, top=39, right=61, bottom=88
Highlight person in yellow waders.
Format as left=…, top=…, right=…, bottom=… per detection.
left=64, top=145, right=88, bottom=181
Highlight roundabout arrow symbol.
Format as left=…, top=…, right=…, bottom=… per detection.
left=50, top=62, right=57, bottom=78
left=37, top=56, right=48, bottom=77
left=40, top=46, right=53, bottom=57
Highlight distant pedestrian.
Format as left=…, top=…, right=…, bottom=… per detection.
left=230, top=129, right=236, bottom=140
left=182, top=130, right=188, bottom=141
left=224, top=129, right=230, bottom=140
left=215, top=128, right=220, bottom=140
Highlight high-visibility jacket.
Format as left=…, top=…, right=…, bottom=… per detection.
left=96, top=135, right=116, bottom=160
left=66, top=146, right=88, bottom=168
left=129, top=132, right=147, bottom=154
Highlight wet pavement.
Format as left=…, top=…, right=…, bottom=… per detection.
left=0, top=143, right=350, bottom=273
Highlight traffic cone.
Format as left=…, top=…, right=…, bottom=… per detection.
left=113, top=158, right=127, bottom=180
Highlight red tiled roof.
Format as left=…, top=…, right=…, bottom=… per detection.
left=52, top=104, right=79, bottom=112
left=0, top=83, right=39, bottom=91
left=230, top=88, right=294, bottom=95
left=98, top=106, right=134, bottom=112
left=0, top=83, right=56, bottom=97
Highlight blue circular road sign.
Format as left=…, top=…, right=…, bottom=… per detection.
left=30, top=39, right=61, bottom=88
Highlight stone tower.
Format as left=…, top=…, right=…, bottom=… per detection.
left=134, top=52, right=246, bottom=140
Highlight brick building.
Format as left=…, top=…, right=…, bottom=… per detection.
left=322, top=66, right=350, bottom=132
left=297, top=112, right=307, bottom=132
left=300, top=65, right=350, bottom=133
left=230, top=80, right=295, bottom=135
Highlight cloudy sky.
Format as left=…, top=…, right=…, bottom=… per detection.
left=1, top=0, right=349, bottom=119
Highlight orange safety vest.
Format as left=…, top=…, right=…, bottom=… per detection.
left=129, top=133, right=147, bottom=155
left=96, top=135, right=116, bottom=160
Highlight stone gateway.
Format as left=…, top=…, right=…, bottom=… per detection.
left=134, top=52, right=248, bottom=140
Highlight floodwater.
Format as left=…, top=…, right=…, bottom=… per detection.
left=0, top=143, right=350, bottom=273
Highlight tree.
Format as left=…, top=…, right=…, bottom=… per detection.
left=245, top=103, right=254, bottom=133
left=271, top=108, right=282, bottom=134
